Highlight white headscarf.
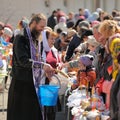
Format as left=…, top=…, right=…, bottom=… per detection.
left=41, top=30, right=51, bottom=62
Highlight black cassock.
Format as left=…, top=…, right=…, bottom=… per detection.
left=7, top=30, right=43, bottom=120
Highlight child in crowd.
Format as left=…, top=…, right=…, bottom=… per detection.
left=63, top=54, right=96, bottom=92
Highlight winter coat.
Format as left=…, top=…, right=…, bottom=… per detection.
left=65, top=34, right=82, bottom=61
left=47, top=15, right=57, bottom=30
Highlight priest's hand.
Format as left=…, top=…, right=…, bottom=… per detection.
left=43, top=63, right=55, bottom=80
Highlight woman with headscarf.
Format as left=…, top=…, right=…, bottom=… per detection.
left=87, top=12, right=99, bottom=23
left=99, top=20, right=120, bottom=119
left=99, top=20, right=120, bottom=81
left=84, top=9, right=91, bottom=19
left=41, top=30, right=62, bottom=120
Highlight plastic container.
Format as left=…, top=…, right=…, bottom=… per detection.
left=38, top=75, right=60, bottom=106
left=38, top=85, right=60, bottom=106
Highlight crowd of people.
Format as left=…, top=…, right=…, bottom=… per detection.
left=0, top=7, right=120, bottom=120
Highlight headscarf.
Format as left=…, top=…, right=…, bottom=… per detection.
left=41, top=30, right=51, bottom=62
left=84, top=9, right=91, bottom=19
left=40, top=30, right=51, bottom=84
left=87, top=12, right=99, bottom=22
left=109, top=33, right=120, bottom=80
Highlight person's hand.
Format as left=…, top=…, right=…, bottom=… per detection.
left=61, top=62, right=69, bottom=69
left=43, top=63, right=55, bottom=80
left=56, top=63, right=63, bottom=70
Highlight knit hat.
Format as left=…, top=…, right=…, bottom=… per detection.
left=79, top=21, right=90, bottom=29
left=79, top=54, right=93, bottom=66
left=87, top=35, right=99, bottom=47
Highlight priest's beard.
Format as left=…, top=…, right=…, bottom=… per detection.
left=31, top=27, right=41, bottom=40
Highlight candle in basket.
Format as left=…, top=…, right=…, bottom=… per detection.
left=91, top=86, right=96, bottom=110
left=92, top=86, right=95, bottom=95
